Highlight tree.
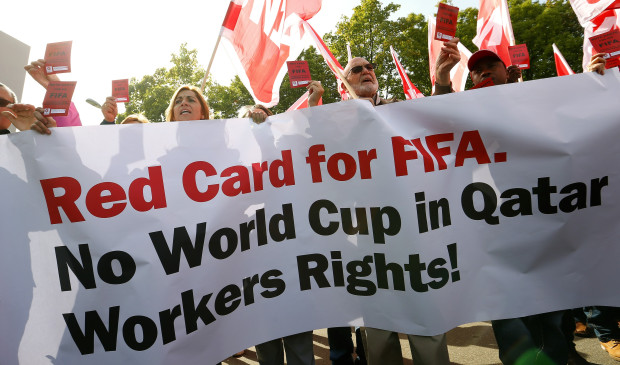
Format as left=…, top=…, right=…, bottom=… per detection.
left=119, top=44, right=208, bottom=123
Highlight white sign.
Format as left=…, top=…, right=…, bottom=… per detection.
left=1, top=71, right=620, bottom=364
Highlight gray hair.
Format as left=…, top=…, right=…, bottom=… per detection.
left=0, top=83, right=18, bottom=103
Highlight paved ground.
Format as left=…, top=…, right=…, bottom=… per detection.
left=221, top=322, right=618, bottom=365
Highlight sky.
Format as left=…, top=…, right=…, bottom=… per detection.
left=2, top=0, right=478, bottom=126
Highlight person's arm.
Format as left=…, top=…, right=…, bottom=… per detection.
left=587, top=52, right=607, bottom=75
left=433, top=38, right=461, bottom=96
left=307, top=80, right=324, bottom=107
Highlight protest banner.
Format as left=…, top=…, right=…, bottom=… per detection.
left=1, top=71, right=620, bottom=364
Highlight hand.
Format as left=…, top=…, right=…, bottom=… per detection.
left=101, top=96, right=118, bottom=123
left=507, top=65, right=522, bottom=83
left=307, top=80, right=324, bottom=107
left=0, top=104, right=37, bottom=131
left=587, top=53, right=607, bottom=75
left=30, top=108, right=57, bottom=135
left=24, top=59, right=60, bottom=89
left=248, top=111, right=268, bottom=124
left=435, top=37, right=461, bottom=86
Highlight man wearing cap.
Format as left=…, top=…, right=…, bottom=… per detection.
left=308, top=57, right=451, bottom=365
left=432, top=38, right=521, bottom=95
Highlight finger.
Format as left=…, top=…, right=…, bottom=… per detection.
left=32, top=59, right=46, bottom=68
left=0, top=109, right=17, bottom=119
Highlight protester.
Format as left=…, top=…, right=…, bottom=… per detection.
left=309, top=56, right=451, bottom=365
left=0, top=83, right=19, bottom=133
left=99, top=96, right=149, bottom=125
left=433, top=43, right=592, bottom=365
left=24, top=59, right=82, bottom=127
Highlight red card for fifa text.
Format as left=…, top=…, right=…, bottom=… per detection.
left=42, top=81, right=77, bottom=116
left=589, top=28, right=620, bottom=68
left=287, top=61, right=311, bottom=88
left=470, top=77, right=495, bottom=90
left=509, top=44, right=530, bottom=69
left=435, top=3, right=459, bottom=41
left=112, top=79, right=129, bottom=102
left=44, top=41, right=72, bottom=75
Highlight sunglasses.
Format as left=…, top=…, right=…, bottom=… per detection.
left=348, top=63, right=376, bottom=75
left=0, top=98, right=11, bottom=108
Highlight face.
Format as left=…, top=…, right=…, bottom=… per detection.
left=0, top=86, right=15, bottom=129
left=173, top=90, right=204, bottom=121
left=345, top=57, right=379, bottom=98
left=469, top=57, right=508, bottom=86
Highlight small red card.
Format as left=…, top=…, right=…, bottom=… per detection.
left=42, top=81, right=77, bottom=116
left=287, top=61, right=311, bottom=88
left=470, top=77, right=495, bottom=90
left=435, top=3, right=459, bottom=41
left=508, top=44, right=530, bottom=69
left=589, top=28, right=620, bottom=69
left=44, top=41, right=72, bottom=75
left=112, top=79, right=129, bottom=103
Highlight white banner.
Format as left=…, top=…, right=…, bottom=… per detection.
left=1, top=71, right=620, bottom=364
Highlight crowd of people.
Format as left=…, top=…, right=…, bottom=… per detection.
left=1, top=37, right=618, bottom=365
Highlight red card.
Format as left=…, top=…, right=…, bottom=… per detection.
left=44, top=41, right=72, bottom=75
left=435, top=3, right=459, bottom=41
left=508, top=44, right=530, bottom=69
left=42, top=81, right=77, bottom=116
left=470, top=77, right=495, bottom=90
left=112, top=79, right=129, bottom=103
left=287, top=61, right=311, bottom=88
left=589, top=28, right=620, bottom=68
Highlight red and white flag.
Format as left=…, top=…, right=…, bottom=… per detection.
left=220, top=0, right=322, bottom=107
left=390, top=46, right=424, bottom=99
left=472, top=0, right=515, bottom=66
left=552, top=44, right=575, bottom=76
left=286, top=90, right=322, bottom=111
left=301, top=19, right=348, bottom=100
left=582, top=9, right=620, bottom=70
left=428, top=19, right=473, bottom=92
left=569, top=0, right=620, bottom=26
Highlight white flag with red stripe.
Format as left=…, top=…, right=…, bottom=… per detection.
left=582, top=9, right=620, bottom=70
left=569, top=0, right=620, bottom=26
left=428, top=19, right=473, bottom=92
left=472, top=0, right=515, bottom=66
left=220, top=0, right=322, bottom=107
left=390, top=46, right=424, bottom=99
left=552, top=44, right=575, bottom=76
left=301, top=19, right=349, bottom=100
left=286, top=90, right=322, bottom=111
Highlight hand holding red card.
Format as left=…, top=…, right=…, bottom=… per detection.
left=287, top=61, right=312, bottom=88
left=43, top=81, right=77, bottom=116
left=508, top=44, right=530, bottom=69
left=435, top=3, right=459, bottom=41
left=112, top=79, right=129, bottom=103
left=44, top=41, right=72, bottom=75
left=589, top=28, right=620, bottom=69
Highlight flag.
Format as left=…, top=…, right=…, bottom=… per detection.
left=390, top=46, right=424, bottom=99
left=301, top=19, right=349, bottom=100
left=286, top=90, right=322, bottom=111
left=472, top=0, right=515, bottom=66
left=552, top=44, right=575, bottom=76
left=428, top=19, right=473, bottom=92
left=582, top=9, right=620, bottom=70
left=220, top=0, right=322, bottom=107
left=569, top=0, right=620, bottom=26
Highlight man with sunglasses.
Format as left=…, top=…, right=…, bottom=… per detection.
left=309, top=57, right=450, bottom=365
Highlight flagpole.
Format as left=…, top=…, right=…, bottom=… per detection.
left=200, top=35, right=222, bottom=93
left=328, top=59, right=359, bottom=99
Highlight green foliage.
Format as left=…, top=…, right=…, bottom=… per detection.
left=124, top=0, right=585, bottom=116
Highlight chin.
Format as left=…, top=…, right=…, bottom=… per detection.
left=0, top=118, right=11, bottom=130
